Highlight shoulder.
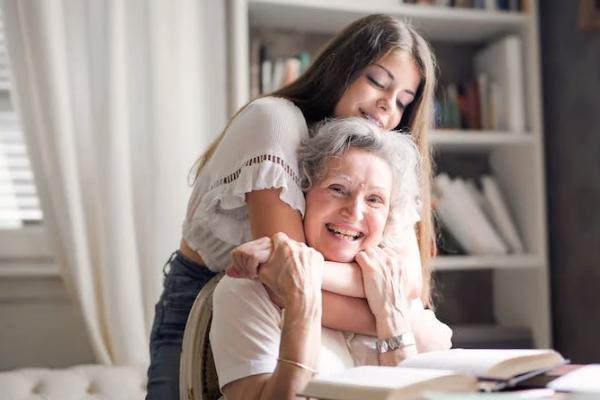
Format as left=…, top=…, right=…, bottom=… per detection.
left=213, top=276, right=279, bottom=318
left=233, top=97, right=307, bottom=136
left=221, top=96, right=309, bottom=155
left=247, top=96, right=303, bottom=118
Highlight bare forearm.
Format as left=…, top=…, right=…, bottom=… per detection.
left=321, top=290, right=376, bottom=335
left=260, top=310, right=321, bottom=400
left=322, top=261, right=365, bottom=298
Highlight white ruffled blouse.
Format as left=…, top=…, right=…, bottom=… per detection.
left=182, top=97, right=308, bottom=271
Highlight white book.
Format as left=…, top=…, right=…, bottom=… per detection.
left=484, top=0, right=496, bottom=10
left=301, top=349, right=566, bottom=400
left=488, top=80, right=503, bottom=130
left=477, top=73, right=490, bottom=130
left=301, top=366, right=477, bottom=400
left=261, top=59, right=272, bottom=94
left=474, top=35, right=525, bottom=133
left=452, top=178, right=507, bottom=254
left=548, top=365, right=600, bottom=393
left=271, top=58, right=285, bottom=91
left=435, top=174, right=507, bottom=255
left=480, top=175, right=524, bottom=253
left=399, top=349, right=564, bottom=381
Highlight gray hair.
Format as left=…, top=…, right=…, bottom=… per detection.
left=297, top=117, right=421, bottom=246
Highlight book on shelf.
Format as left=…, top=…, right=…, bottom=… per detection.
left=474, top=35, right=525, bottom=133
left=436, top=80, right=485, bottom=131
left=480, top=175, right=524, bottom=252
left=434, top=173, right=525, bottom=256
left=434, top=174, right=508, bottom=255
left=249, top=37, right=311, bottom=96
left=400, top=0, right=526, bottom=11
left=300, top=349, right=566, bottom=400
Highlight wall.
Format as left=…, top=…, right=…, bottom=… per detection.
left=540, top=1, right=600, bottom=363
left=0, top=274, right=95, bottom=370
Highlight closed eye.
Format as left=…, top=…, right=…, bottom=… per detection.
left=367, top=76, right=385, bottom=89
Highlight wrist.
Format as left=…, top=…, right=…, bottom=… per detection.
left=290, top=288, right=321, bottom=312
left=284, top=294, right=322, bottom=323
left=375, top=307, right=411, bottom=339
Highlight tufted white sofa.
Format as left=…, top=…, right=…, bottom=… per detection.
left=0, top=364, right=146, bottom=400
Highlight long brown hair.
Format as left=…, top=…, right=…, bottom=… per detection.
left=195, top=14, right=438, bottom=307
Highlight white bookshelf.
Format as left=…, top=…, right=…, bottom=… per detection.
left=228, top=0, right=550, bottom=348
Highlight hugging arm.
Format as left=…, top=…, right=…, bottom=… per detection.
left=244, top=189, right=450, bottom=346
left=246, top=188, right=376, bottom=334
left=216, top=234, right=323, bottom=400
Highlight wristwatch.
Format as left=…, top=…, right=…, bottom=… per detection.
left=375, top=332, right=416, bottom=353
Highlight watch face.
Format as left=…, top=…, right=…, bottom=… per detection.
left=390, top=336, right=401, bottom=350
left=378, top=341, right=389, bottom=353
left=377, top=333, right=416, bottom=353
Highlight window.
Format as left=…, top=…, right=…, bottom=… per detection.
left=0, top=5, right=51, bottom=264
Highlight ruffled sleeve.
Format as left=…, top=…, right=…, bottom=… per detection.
left=182, top=97, right=308, bottom=270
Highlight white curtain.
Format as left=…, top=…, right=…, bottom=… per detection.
left=1, top=0, right=228, bottom=366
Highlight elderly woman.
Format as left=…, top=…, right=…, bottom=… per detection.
left=210, top=118, right=451, bottom=400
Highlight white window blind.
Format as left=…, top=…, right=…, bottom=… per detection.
left=0, top=6, right=43, bottom=229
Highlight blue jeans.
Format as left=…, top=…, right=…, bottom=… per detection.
left=146, top=251, right=217, bottom=400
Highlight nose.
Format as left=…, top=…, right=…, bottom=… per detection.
left=377, top=91, right=395, bottom=113
left=341, top=196, right=365, bottom=220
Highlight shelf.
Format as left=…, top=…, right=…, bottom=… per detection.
left=430, top=130, right=536, bottom=151
left=248, top=0, right=531, bottom=43
left=236, top=0, right=550, bottom=348
left=432, top=254, right=542, bottom=271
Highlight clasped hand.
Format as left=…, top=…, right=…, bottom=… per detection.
left=355, top=246, right=410, bottom=322
left=227, top=233, right=324, bottom=313
left=227, top=236, right=409, bottom=321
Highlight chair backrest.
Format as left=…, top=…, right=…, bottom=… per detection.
left=179, top=273, right=225, bottom=400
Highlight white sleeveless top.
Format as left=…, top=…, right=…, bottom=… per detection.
left=182, top=97, right=308, bottom=271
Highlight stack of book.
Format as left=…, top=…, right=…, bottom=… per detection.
left=436, top=35, right=525, bottom=132
left=401, top=0, right=528, bottom=12
left=434, top=173, right=524, bottom=256
left=249, top=39, right=311, bottom=98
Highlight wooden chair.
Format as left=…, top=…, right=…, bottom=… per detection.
left=179, top=273, right=224, bottom=400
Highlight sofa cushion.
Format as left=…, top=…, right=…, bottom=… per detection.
left=0, top=365, right=146, bottom=400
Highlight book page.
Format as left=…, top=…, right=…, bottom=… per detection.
left=548, top=365, right=600, bottom=393
left=399, top=349, right=560, bottom=379
left=313, top=366, right=459, bottom=389
left=302, top=366, right=477, bottom=400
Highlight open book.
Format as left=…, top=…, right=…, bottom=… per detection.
left=300, top=349, right=566, bottom=400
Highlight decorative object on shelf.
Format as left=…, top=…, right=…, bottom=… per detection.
left=579, top=0, right=600, bottom=30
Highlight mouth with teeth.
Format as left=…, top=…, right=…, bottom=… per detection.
left=360, top=109, right=383, bottom=129
left=326, top=223, right=365, bottom=241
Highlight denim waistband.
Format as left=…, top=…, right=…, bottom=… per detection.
left=163, top=250, right=216, bottom=281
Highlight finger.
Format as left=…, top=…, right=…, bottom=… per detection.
left=382, top=246, right=401, bottom=263
left=225, top=265, right=243, bottom=278
left=370, top=246, right=389, bottom=267
left=355, top=250, right=374, bottom=270
left=271, top=232, right=289, bottom=247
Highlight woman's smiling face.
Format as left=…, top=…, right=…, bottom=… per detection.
left=333, top=49, right=421, bottom=131
left=303, top=148, right=393, bottom=263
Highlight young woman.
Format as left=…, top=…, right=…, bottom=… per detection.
left=146, top=14, right=439, bottom=400
left=211, top=118, right=449, bottom=400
